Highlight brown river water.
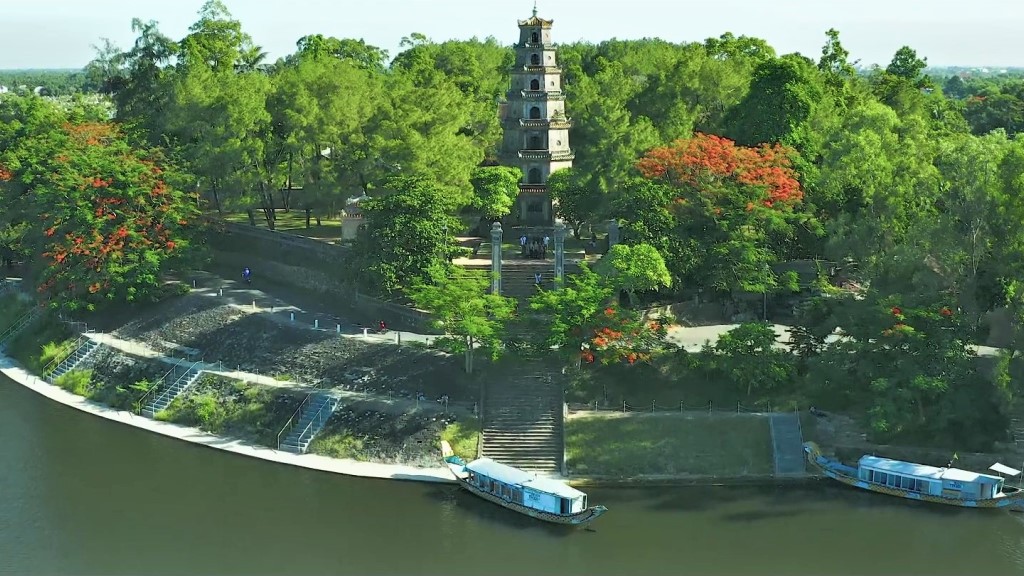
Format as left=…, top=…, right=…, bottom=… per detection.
left=2, top=374, right=1024, bottom=576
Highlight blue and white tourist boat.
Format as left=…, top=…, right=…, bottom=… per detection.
left=804, top=442, right=1024, bottom=509
left=440, top=441, right=607, bottom=526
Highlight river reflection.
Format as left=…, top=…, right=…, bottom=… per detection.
left=2, top=375, right=1023, bottom=576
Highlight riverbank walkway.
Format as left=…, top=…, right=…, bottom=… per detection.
left=0, top=352, right=454, bottom=483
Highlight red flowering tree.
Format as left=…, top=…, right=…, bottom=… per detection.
left=528, top=265, right=668, bottom=366
left=610, top=133, right=817, bottom=293
left=636, top=132, right=804, bottom=206
left=1, top=115, right=199, bottom=311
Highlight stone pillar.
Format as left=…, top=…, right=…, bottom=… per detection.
left=553, top=221, right=566, bottom=288
left=607, top=219, right=620, bottom=249
left=490, top=222, right=503, bottom=295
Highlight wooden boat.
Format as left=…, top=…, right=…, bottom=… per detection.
left=804, top=442, right=1024, bottom=509
left=441, top=441, right=607, bottom=526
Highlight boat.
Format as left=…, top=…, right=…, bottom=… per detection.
left=440, top=440, right=607, bottom=526
left=804, top=441, right=1024, bottom=509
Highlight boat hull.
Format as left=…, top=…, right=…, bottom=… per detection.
left=440, top=441, right=606, bottom=526
left=804, top=442, right=1024, bottom=510
left=451, top=473, right=608, bottom=526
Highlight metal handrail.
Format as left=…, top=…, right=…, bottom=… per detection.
left=41, top=335, right=86, bottom=378
left=291, top=395, right=335, bottom=452
left=276, top=381, right=324, bottom=450
left=146, top=360, right=202, bottom=415
left=135, top=357, right=186, bottom=415
left=0, top=307, right=40, bottom=348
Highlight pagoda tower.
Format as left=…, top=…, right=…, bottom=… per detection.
left=500, top=7, right=574, bottom=226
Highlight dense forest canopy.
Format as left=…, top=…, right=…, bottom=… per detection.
left=4, top=0, right=1024, bottom=450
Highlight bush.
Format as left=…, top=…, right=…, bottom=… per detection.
left=53, top=369, right=93, bottom=396
left=158, top=392, right=226, bottom=430
left=439, top=417, right=480, bottom=459
left=6, top=314, right=74, bottom=372
left=308, top=434, right=367, bottom=460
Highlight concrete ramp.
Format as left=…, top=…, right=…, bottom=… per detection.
left=770, top=412, right=806, bottom=476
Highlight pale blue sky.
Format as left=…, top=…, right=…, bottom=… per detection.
left=2, top=0, right=1022, bottom=70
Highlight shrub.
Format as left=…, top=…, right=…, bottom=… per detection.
left=308, top=434, right=367, bottom=460
left=53, top=369, right=93, bottom=396
left=158, top=393, right=226, bottom=431
left=439, top=417, right=481, bottom=459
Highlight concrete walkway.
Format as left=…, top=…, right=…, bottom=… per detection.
left=86, top=332, right=474, bottom=417
left=665, top=323, right=1003, bottom=357
left=187, top=272, right=1008, bottom=358
left=183, top=271, right=434, bottom=346
left=0, top=352, right=454, bottom=484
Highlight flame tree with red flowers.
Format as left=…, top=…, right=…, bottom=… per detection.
left=0, top=98, right=199, bottom=311
left=528, top=264, right=668, bottom=367
left=609, top=132, right=819, bottom=294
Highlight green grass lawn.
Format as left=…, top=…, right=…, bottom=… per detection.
left=222, top=210, right=344, bottom=239
left=565, top=412, right=774, bottom=477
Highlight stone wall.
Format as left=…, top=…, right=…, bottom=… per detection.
left=206, top=223, right=438, bottom=332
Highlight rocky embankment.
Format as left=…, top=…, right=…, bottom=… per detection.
left=107, top=293, right=477, bottom=465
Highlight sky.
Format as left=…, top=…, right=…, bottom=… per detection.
left=2, top=0, right=1023, bottom=70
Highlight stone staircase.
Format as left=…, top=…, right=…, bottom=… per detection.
left=278, top=392, right=340, bottom=453
left=770, top=412, right=807, bottom=476
left=44, top=337, right=101, bottom=382
left=459, top=260, right=581, bottom=301
left=481, top=374, right=563, bottom=474
left=142, top=362, right=204, bottom=417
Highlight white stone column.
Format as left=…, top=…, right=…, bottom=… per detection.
left=553, top=221, right=566, bottom=288
left=607, top=219, right=620, bottom=249
left=490, top=222, right=503, bottom=295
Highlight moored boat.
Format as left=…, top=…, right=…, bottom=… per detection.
left=804, top=442, right=1024, bottom=509
left=440, top=441, right=607, bottom=526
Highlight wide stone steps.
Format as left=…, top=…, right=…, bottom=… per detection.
left=482, top=374, right=563, bottom=473
left=280, top=392, right=339, bottom=454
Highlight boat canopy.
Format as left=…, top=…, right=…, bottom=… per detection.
left=521, top=477, right=586, bottom=499
left=464, top=458, right=586, bottom=499
left=989, top=463, right=1022, bottom=476
left=466, top=458, right=534, bottom=486
left=859, top=455, right=1003, bottom=483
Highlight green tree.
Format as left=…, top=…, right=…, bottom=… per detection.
left=713, top=322, right=793, bottom=397
left=407, top=267, right=516, bottom=373
left=547, top=168, right=599, bottom=238
left=725, top=54, right=827, bottom=150
left=594, top=243, right=672, bottom=306
left=528, top=264, right=614, bottom=351
left=469, top=165, right=520, bottom=222
left=354, top=176, right=463, bottom=295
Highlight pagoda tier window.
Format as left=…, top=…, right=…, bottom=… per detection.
left=530, top=79, right=540, bottom=90
left=529, top=106, right=541, bottom=119
left=531, top=54, right=540, bottom=65
left=531, top=32, right=539, bottom=43
left=528, top=135, right=542, bottom=149
left=528, top=168, right=542, bottom=183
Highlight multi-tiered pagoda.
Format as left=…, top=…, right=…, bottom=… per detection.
left=500, top=8, right=574, bottom=226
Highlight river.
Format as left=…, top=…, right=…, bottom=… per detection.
left=2, top=374, right=1024, bottom=576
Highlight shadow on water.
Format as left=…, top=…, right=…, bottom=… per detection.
left=422, top=484, right=577, bottom=538
left=595, top=479, right=999, bottom=523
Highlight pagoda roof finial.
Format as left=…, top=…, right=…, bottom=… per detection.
left=532, top=1, right=537, bottom=17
